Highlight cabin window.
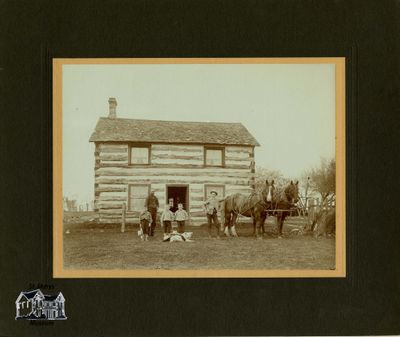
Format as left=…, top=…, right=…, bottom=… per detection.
left=129, top=145, right=150, bottom=165
left=129, top=184, right=150, bottom=211
left=204, top=184, right=225, bottom=200
left=204, top=147, right=224, bottom=167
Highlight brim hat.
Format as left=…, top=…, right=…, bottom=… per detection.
left=210, top=191, right=218, bottom=195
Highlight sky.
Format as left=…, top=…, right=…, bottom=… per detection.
left=62, top=63, right=335, bottom=204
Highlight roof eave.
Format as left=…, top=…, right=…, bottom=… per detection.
left=88, top=138, right=259, bottom=146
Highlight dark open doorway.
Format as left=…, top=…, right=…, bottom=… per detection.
left=166, top=185, right=188, bottom=212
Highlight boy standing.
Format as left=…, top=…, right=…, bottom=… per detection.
left=160, top=205, right=174, bottom=235
left=139, top=208, right=153, bottom=241
left=204, top=190, right=220, bottom=238
left=174, top=203, right=189, bottom=233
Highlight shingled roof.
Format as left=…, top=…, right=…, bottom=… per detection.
left=89, top=117, right=260, bottom=146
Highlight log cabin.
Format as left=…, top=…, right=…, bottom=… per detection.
left=89, top=98, right=260, bottom=224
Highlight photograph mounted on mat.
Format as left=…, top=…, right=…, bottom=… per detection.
left=53, top=57, right=345, bottom=278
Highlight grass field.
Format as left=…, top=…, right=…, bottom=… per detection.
left=63, top=216, right=335, bottom=270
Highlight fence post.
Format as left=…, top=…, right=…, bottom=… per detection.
left=121, top=203, right=126, bottom=233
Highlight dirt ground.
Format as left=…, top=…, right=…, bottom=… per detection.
left=63, top=216, right=335, bottom=270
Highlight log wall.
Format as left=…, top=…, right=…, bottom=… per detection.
left=94, top=143, right=255, bottom=224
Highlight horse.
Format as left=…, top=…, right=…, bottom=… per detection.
left=270, top=180, right=300, bottom=237
left=219, top=180, right=275, bottom=238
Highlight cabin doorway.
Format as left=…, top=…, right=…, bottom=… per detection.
left=166, top=185, right=188, bottom=212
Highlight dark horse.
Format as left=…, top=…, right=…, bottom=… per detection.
left=219, top=180, right=275, bottom=238
left=271, top=181, right=300, bottom=237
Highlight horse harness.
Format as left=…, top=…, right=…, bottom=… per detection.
left=233, top=192, right=273, bottom=217
left=232, top=190, right=293, bottom=218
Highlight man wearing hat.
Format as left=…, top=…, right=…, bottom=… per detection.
left=145, top=190, right=159, bottom=236
left=204, top=190, right=220, bottom=237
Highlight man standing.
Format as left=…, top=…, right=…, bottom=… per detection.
left=204, top=191, right=220, bottom=238
left=145, top=191, right=159, bottom=236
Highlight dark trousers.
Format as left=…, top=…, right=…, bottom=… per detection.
left=148, top=208, right=157, bottom=236
left=207, top=212, right=219, bottom=236
left=140, top=220, right=151, bottom=236
left=177, top=221, right=185, bottom=233
left=163, top=221, right=171, bottom=234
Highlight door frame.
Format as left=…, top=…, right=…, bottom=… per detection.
left=165, top=184, right=189, bottom=211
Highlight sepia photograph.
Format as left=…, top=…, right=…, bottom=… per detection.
left=53, top=58, right=345, bottom=278
left=3, top=1, right=400, bottom=335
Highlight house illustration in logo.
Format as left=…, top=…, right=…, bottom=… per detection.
left=15, top=289, right=67, bottom=320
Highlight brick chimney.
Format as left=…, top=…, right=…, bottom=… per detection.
left=108, top=97, right=117, bottom=118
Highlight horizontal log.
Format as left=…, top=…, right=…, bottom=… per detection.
left=99, top=191, right=127, bottom=198
left=147, top=188, right=164, bottom=193
left=225, top=164, right=250, bottom=170
left=225, top=157, right=251, bottom=165
left=100, top=160, right=129, bottom=165
left=99, top=144, right=128, bottom=150
left=99, top=195, right=127, bottom=202
left=226, top=146, right=252, bottom=153
left=98, top=203, right=124, bottom=209
left=152, top=144, right=203, bottom=152
left=226, top=187, right=254, bottom=192
left=226, top=191, right=253, bottom=196
left=188, top=193, right=205, bottom=200
left=96, top=163, right=129, bottom=168
left=96, top=187, right=127, bottom=193
left=225, top=152, right=251, bottom=159
left=189, top=203, right=207, bottom=209
left=99, top=209, right=125, bottom=215
left=99, top=153, right=128, bottom=161
left=99, top=147, right=128, bottom=153
left=225, top=158, right=252, bottom=164
left=151, top=158, right=203, bottom=165
left=189, top=206, right=205, bottom=212
left=125, top=211, right=141, bottom=215
left=152, top=149, right=203, bottom=156
left=188, top=211, right=211, bottom=217
left=152, top=154, right=203, bottom=161
left=98, top=183, right=127, bottom=188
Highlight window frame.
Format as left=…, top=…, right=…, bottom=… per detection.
left=128, top=184, right=151, bottom=212
left=204, top=146, right=225, bottom=167
left=128, top=143, right=151, bottom=166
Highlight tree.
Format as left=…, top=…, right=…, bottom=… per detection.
left=304, top=158, right=335, bottom=205
left=254, top=166, right=288, bottom=192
